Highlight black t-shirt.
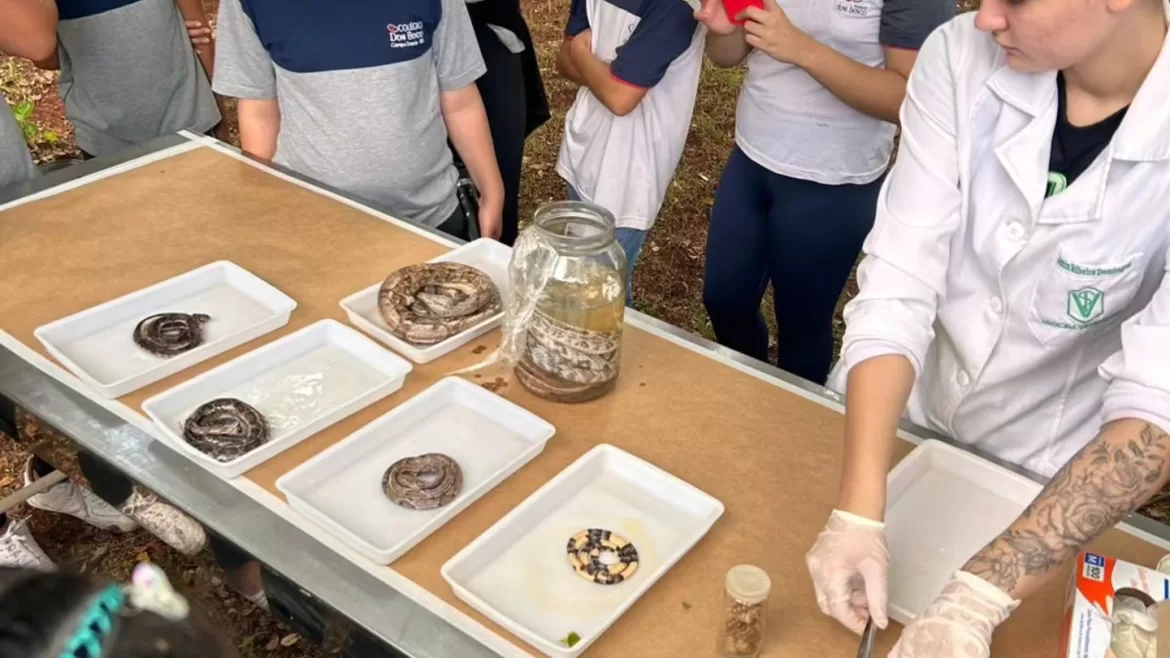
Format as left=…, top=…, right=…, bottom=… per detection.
left=1046, top=73, right=1129, bottom=198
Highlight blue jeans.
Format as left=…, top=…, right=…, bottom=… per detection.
left=565, top=185, right=646, bottom=307
left=703, top=146, right=883, bottom=384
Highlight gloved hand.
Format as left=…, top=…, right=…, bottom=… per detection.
left=889, top=571, right=1019, bottom=658
left=1110, top=598, right=1157, bottom=658
left=806, top=509, right=890, bottom=634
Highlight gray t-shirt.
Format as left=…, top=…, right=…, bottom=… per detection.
left=57, top=0, right=220, bottom=156
left=212, top=0, right=486, bottom=226
left=0, top=94, right=36, bottom=190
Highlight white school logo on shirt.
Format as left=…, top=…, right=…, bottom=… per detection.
left=833, top=0, right=871, bottom=17
left=387, top=21, right=426, bottom=48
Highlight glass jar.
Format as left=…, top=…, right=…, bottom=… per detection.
left=511, top=201, right=626, bottom=403
left=718, top=565, right=771, bottom=658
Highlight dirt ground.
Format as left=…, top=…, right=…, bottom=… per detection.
left=3, top=0, right=1170, bottom=656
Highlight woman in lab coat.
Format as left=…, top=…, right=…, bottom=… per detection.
left=802, top=0, right=1170, bottom=654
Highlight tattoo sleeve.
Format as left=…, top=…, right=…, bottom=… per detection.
left=963, top=420, right=1170, bottom=598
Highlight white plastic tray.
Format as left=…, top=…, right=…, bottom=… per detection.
left=34, top=261, right=297, bottom=398
left=441, top=444, right=724, bottom=657
left=885, top=439, right=1042, bottom=623
left=142, top=319, right=413, bottom=479
left=276, top=376, right=556, bottom=564
left=339, top=238, right=511, bottom=364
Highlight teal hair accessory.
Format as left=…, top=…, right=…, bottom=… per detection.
left=58, top=584, right=124, bottom=658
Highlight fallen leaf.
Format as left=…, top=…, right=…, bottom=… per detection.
left=265, top=636, right=280, bottom=651
left=280, top=634, right=300, bottom=647
left=0, top=475, right=13, bottom=488
left=89, top=545, right=108, bottom=560
left=135, top=552, right=150, bottom=564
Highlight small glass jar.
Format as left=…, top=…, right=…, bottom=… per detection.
left=718, top=565, right=772, bottom=658
left=511, top=201, right=627, bottom=403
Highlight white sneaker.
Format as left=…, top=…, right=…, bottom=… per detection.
left=122, top=491, right=207, bottom=557
left=24, top=458, right=138, bottom=533
left=0, top=518, right=55, bottom=570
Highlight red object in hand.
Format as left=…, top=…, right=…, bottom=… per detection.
left=723, top=0, right=764, bottom=25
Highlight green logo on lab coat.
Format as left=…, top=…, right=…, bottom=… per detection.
left=1046, top=172, right=1068, bottom=198
left=1067, top=287, right=1104, bottom=324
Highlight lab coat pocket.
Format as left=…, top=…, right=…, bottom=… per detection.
left=1028, top=251, right=1144, bottom=348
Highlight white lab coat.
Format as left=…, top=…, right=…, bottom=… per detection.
left=828, top=6, right=1170, bottom=478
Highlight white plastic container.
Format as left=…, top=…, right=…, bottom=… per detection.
left=141, top=319, right=412, bottom=479
left=441, top=444, right=725, bottom=658
left=884, top=440, right=1041, bottom=623
left=34, top=261, right=297, bottom=398
left=276, top=377, right=556, bottom=564
left=339, top=238, right=511, bottom=364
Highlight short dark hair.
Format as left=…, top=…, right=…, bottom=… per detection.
left=0, top=567, right=236, bottom=658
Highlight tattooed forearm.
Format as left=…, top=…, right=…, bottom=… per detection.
left=963, top=420, right=1170, bottom=598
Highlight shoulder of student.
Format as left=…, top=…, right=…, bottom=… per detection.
left=912, top=12, right=1008, bottom=91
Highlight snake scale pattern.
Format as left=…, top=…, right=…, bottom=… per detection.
left=567, top=528, right=639, bottom=585
left=382, top=453, right=464, bottom=510
left=378, top=263, right=501, bottom=345
left=182, top=398, right=269, bottom=463
left=133, top=312, right=211, bottom=357
left=516, top=310, right=621, bottom=403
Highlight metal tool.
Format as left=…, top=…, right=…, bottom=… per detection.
left=856, top=617, right=877, bottom=658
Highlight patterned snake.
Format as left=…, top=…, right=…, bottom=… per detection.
left=133, top=313, right=211, bottom=357
left=378, top=263, right=501, bottom=345
left=516, top=310, right=621, bottom=402
left=182, top=398, right=269, bottom=463
left=382, top=453, right=464, bottom=510
left=567, top=528, right=639, bottom=585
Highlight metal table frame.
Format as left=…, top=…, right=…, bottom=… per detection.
left=3, top=133, right=1168, bottom=658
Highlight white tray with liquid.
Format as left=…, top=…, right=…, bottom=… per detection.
left=34, top=261, right=297, bottom=398
left=339, top=238, right=511, bottom=364
left=441, top=444, right=725, bottom=658
left=276, top=377, right=556, bottom=564
left=885, top=439, right=1041, bottom=623
left=142, top=319, right=412, bottom=479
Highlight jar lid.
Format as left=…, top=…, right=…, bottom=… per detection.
left=726, top=565, right=771, bottom=603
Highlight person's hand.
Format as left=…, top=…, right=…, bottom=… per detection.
left=695, top=0, right=738, bottom=35
left=477, top=193, right=503, bottom=240
left=185, top=20, right=212, bottom=49
left=741, top=0, right=814, bottom=65
left=806, top=510, right=890, bottom=634
left=889, top=571, right=1018, bottom=658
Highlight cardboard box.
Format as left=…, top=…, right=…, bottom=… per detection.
left=1061, top=552, right=1169, bottom=658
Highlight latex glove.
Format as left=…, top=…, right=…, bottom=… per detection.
left=1110, top=603, right=1157, bottom=658
left=890, top=571, right=1019, bottom=658
left=806, top=509, right=890, bottom=634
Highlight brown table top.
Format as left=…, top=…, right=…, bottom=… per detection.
left=1, top=144, right=1163, bottom=657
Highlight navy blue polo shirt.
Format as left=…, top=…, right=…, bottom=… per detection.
left=213, top=0, right=486, bottom=226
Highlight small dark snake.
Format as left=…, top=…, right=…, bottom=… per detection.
left=382, top=453, right=463, bottom=510
left=378, top=263, right=501, bottom=345
left=182, top=398, right=269, bottom=463
left=133, top=312, right=211, bottom=357
left=567, top=528, right=639, bottom=585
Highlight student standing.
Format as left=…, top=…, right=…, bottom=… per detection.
left=0, top=0, right=53, bottom=190
left=556, top=0, right=704, bottom=306
left=696, top=0, right=954, bottom=383
left=804, top=0, right=1170, bottom=654
left=212, top=0, right=505, bottom=241
left=463, top=0, right=550, bottom=246
left=42, top=0, right=223, bottom=158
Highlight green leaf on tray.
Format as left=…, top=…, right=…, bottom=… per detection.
left=559, top=632, right=581, bottom=648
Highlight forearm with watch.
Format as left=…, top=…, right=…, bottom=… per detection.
left=440, top=84, right=504, bottom=240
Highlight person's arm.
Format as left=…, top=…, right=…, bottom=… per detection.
left=694, top=0, right=751, bottom=68
left=0, top=0, right=57, bottom=61
left=209, top=0, right=278, bottom=155
left=173, top=0, right=232, bottom=139
left=568, top=0, right=699, bottom=117
left=236, top=99, right=279, bottom=161
left=441, top=84, right=504, bottom=239
left=965, top=419, right=1170, bottom=599
left=558, top=0, right=589, bottom=84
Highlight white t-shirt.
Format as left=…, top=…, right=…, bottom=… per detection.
left=556, top=0, right=704, bottom=231
left=736, top=0, right=954, bottom=185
